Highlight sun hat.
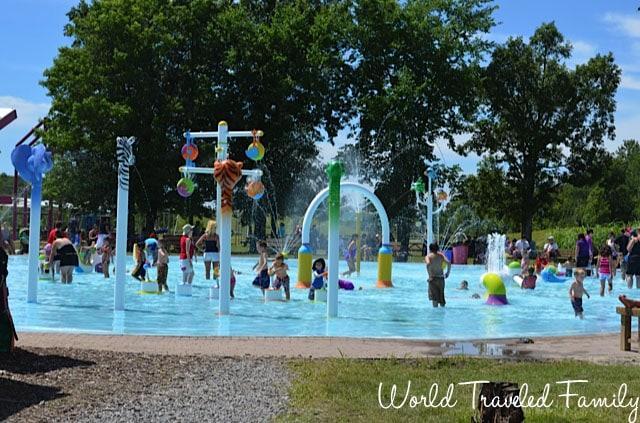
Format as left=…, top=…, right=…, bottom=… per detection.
left=182, top=224, right=194, bottom=234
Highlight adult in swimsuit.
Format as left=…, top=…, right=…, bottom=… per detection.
left=49, top=230, right=79, bottom=283
left=196, top=220, right=220, bottom=280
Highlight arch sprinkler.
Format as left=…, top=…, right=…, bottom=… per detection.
left=297, top=166, right=394, bottom=315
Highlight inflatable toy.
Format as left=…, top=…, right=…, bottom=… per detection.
left=245, top=179, right=265, bottom=200
left=339, top=279, right=354, bottom=290
left=245, top=130, right=265, bottom=161
left=513, top=275, right=523, bottom=288
left=181, top=143, right=198, bottom=161
left=176, top=177, right=195, bottom=198
left=541, top=267, right=568, bottom=283
left=482, top=272, right=508, bottom=305
left=506, top=261, right=521, bottom=276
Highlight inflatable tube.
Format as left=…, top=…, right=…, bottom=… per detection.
left=339, top=279, right=354, bottom=290
left=513, top=275, right=523, bottom=288
left=540, top=268, right=568, bottom=283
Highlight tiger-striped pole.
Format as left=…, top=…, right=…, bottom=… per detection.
left=114, top=137, right=135, bottom=311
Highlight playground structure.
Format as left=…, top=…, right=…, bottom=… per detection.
left=177, top=121, right=265, bottom=315
left=11, top=140, right=53, bottom=303
left=297, top=162, right=393, bottom=317
left=411, top=166, right=451, bottom=247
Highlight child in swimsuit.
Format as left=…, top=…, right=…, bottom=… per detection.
left=252, top=240, right=270, bottom=294
left=569, top=269, right=590, bottom=319
left=101, top=238, right=112, bottom=278
left=131, top=241, right=147, bottom=281
left=596, top=245, right=614, bottom=296
left=309, top=258, right=327, bottom=301
left=269, top=253, right=290, bottom=300
left=157, top=240, right=169, bottom=292
left=522, top=267, right=537, bottom=289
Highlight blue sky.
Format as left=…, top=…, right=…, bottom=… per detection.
left=1, top=0, right=640, bottom=174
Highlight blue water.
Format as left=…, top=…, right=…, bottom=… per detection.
left=5, top=255, right=629, bottom=339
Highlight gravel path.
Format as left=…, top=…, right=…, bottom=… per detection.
left=1, top=347, right=290, bottom=422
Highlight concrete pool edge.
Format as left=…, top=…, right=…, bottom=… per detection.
left=13, top=332, right=640, bottom=363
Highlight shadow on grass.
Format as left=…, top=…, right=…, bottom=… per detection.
left=0, top=377, right=66, bottom=420
left=0, top=348, right=95, bottom=374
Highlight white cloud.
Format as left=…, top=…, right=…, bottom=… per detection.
left=620, top=73, right=640, bottom=90
left=604, top=13, right=640, bottom=38
left=0, top=96, right=49, bottom=126
left=0, top=96, right=50, bottom=173
left=572, top=40, right=596, bottom=56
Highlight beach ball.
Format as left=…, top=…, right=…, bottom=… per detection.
left=245, top=141, right=265, bottom=161
left=181, top=144, right=199, bottom=161
left=245, top=180, right=265, bottom=200
left=177, top=177, right=195, bottom=198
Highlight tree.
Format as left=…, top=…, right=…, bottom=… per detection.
left=454, top=157, right=517, bottom=229
left=455, top=22, right=620, bottom=240
left=42, top=0, right=352, bottom=233
left=347, top=0, right=496, bottom=248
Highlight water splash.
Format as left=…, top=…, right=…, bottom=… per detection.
left=486, top=233, right=506, bottom=274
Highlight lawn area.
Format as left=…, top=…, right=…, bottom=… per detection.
left=280, top=358, right=640, bottom=422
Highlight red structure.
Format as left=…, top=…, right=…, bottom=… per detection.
left=0, top=109, right=17, bottom=131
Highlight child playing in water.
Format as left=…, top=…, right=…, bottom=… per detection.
left=131, top=241, right=147, bottom=281
left=157, top=239, right=169, bottom=292
left=596, top=245, right=615, bottom=296
left=252, top=240, right=270, bottom=294
left=522, top=267, right=537, bottom=289
left=269, top=253, right=290, bottom=300
left=569, top=269, right=590, bottom=319
left=309, top=258, right=327, bottom=301
left=101, top=237, right=112, bottom=278
left=342, top=234, right=358, bottom=277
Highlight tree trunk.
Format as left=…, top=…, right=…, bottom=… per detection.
left=144, top=209, right=157, bottom=235
left=520, top=159, right=536, bottom=242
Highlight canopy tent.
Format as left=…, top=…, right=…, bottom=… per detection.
left=0, top=109, right=17, bottom=131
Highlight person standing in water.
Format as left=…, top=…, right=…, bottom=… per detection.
left=49, top=230, right=79, bottom=284
left=425, top=243, right=451, bottom=308
left=342, top=234, right=358, bottom=277
left=179, top=224, right=196, bottom=285
left=195, top=220, right=219, bottom=281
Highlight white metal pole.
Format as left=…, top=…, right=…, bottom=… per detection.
left=217, top=121, right=231, bottom=315
left=26, top=183, right=41, bottom=303
left=114, top=179, right=129, bottom=310
left=426, top=172, right=433, bottom=246
left=114, top=137, right=134, bottom=311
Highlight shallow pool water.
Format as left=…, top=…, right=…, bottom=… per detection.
left=5, top=255, right=630, bottom=339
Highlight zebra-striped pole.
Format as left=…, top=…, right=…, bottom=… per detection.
left=114, top=137, right=135, bottom=311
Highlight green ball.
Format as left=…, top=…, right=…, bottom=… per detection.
left=482, top=273, right=506, bottom=296
left=508, top=261, right=521, bottom=269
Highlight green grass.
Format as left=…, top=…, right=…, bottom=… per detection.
left=279, top=358, right=640, bottom=422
